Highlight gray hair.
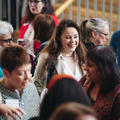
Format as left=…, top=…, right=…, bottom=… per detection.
left=80, top=18, right=109, bottom=43
left=0, top=21, right=14, bottom=36
left=86, top=18, right=109, bottom=32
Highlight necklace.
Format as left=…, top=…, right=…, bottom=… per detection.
left=62, top=52, right=73, bottom=57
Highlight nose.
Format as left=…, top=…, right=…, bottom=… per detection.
left=83, top=64, right=88, bottom=72
left=8, top=41, right=13, bottom=46
left=24, top=71, right=31, bottom=81
left=70, top=37, right=75, bottom=43
left=106, top=35, right=109, bottom=41
left=31, top=2, right=36, bottom=6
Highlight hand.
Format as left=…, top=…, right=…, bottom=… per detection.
left=0, top=104, right=25, bottom=120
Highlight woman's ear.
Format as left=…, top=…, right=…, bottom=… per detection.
left=91, top=31, right=97, bottom=39
left=2, top=69, right=10, bottom=78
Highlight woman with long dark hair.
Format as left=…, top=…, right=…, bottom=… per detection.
left=81, top=45, right=120, bottom=120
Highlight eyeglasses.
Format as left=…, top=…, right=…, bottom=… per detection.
left=0, top=38, right=13, bottom=44
left=96, top=31, right=109, bottom=37
left=29, top=0, right=42, bottom=4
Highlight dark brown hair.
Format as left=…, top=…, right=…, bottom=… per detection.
left=0, top=44, right=31, bottom=73
left=43, top=19, right=86, bottom=74
left=33, top=14, right=56, bottom=43
left=40, top=77, right=91, bottom=120
left=87, top=45, right=120, bottom=94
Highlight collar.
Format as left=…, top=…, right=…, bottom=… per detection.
left=57, top=52, right=78, bottom=61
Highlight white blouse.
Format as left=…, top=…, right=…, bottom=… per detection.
left=24, top=23, right=35, bottom=57
left=56, top=53, right=83, bottom=81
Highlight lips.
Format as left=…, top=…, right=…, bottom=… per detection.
left=22, top=81, right=28, bottom=87
left=68, top=43, right=77, bottom=48
left=32, top=8, right=35, bottom=11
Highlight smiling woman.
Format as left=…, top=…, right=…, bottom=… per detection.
left=33, top=19, right=86, bottom=95
left=80, top=46, right=120, bottom=120
left=0, top=21, right=14, bottom=48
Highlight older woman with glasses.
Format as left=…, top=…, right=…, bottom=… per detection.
left=0, top=21, right=13, bottom=48
left=80, top=18, right=109, bottom=50
left=0, top=20, right=14, bottom=79
left=18, top=0, right=59, bottom=57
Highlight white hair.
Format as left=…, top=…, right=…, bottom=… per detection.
left=0, top=20, right=14, bottom=36
left=86, top=18, right=109, bottom=32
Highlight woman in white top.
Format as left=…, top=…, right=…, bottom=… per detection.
left=33, top=19, right=86, bottom=95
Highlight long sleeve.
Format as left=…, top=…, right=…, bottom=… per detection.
left=33, top=52, right=48, bottom=95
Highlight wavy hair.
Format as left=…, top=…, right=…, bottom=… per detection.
left=43, top=19, right=86, bottom=74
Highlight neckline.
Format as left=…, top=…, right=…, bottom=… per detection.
left=62, top=52, right=74, bottom=57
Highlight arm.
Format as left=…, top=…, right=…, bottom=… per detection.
left=33, top=52, right=48, bottom=95
left=0, top=104, right=25, bottom=120
left=111, top=94, right=120, bottom=120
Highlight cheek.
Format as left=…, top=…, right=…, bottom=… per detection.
left=37, top=5, right=43, bottom=12
left=76, top=38, right=79, bottom=44
left=89, top=69, right=98, bottom=78
left=61, top=39, right=67, bottom=46
left=14, top=76, right=24, bottom=84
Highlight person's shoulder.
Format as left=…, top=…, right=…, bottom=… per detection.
left=38, top=51, right=49, bottom=60
left=25, top=82, right=40, bottom=95
left=114, top=30, right=120, bottom=34
left=49, top=14, right=59, bottom=26
left=26, top=82, right=36, bottom=89
left=112, top=30, right=120, bottom=39
left=110, top=30, right=120, bottom=45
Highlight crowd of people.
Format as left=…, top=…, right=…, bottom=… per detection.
left=0, top=0, right=120, bottom=120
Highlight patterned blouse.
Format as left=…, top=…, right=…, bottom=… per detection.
left=80, top=80, right=120, bottom=120
left=0, top=82, right=40, bottom=120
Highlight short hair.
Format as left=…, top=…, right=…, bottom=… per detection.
left=40, top=74, right=91, bottom=120
left=0, top=44, right=31, bottom=73
left=87, top=45, right=120, bottom=94
left=50, top=102, right=99, bottom=120
left=0, top=20, right=13, bottom=36
left=80, top=18, right=109, bottom=43
left=33, top=14, right=56, bottom=43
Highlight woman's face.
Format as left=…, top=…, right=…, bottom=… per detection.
left=84, top=59, right=102, bottom=84
left=4, top=64, right=32, bottom=90
left=28, top=0, right=45, bottom=15
left=0, top=32, right=13, bottom=47
left=92, top=25, right=109, bottom=45
left=60, top=27, right=79, bottom=55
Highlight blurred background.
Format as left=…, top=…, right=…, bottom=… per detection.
left=0, top=0, right=119, bottom=41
